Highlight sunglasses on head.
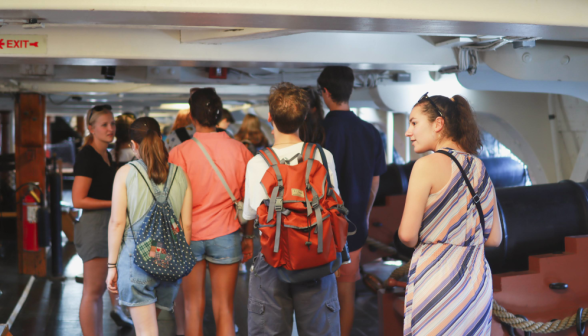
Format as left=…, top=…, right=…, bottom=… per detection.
left=88, top=104, right=112, bottom=122
left=418, top=92, right=443, bottom=117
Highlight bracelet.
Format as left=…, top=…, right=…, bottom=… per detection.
left=243, top=234, right=256, bottom=239
left=107, top=262, right=117, bottom=266
left=108, top=265, right=117, bottom=268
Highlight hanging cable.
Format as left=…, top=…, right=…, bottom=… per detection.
left=440, top=36, right=541, bottom=75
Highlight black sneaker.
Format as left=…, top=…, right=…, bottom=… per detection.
left=110, top=306, right=134, bottom=328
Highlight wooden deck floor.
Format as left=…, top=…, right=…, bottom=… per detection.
left=1, top=241, right=384, bottom=336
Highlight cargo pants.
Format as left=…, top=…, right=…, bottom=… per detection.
left=247, top=253, right=341, bottom=336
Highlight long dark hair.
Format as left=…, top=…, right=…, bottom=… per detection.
left=416, top=95, right=482, bottom=154
left=129, top=117, right=169, bottom=184
left=114, top=113, right=135, bottom=166
left=299, top=87, right=325, bottom=145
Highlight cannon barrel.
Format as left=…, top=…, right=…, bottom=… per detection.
left=385, top=178, right=588, bottom=273
left=488, top=180, right=588, bottom=273
left=375, top=157, right=526, bottom=206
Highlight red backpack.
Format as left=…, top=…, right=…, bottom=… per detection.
left=256, top=143, right=353, bottom=283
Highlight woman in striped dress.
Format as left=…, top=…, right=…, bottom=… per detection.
left=399, top=93, right=503, bottom=336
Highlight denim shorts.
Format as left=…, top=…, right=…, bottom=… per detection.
left=116, top=231, right=181, bottom=311
left=190, top=229, right=242, bottom=265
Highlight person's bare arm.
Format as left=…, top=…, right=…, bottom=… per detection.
left=365, top=176, right=380, bottom=230
left=106, top=166, right=129, bottom=293
left=180, top=182, right=193, bottom=244
left=398, top=160, right=432, bottom=248
left=484, top=190, right=503, bottom=247
left=72, top=176, right=111, bottom=210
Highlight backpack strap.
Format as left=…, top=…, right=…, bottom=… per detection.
left=126, top=162, right=178, bottom=241
left=315, top=144, right=358, bottom=238
left=301, top=143, right=326, bottom=253
left=129, top=162, right=156, bottom=200
left=176, top=127, right=191, bottom=143
left=260, top=147, right=285, bottom=253
left=315, top=144, right=333, bottom=190
left=164, top=165, right=179, bottom=202
left=192, top=138, right=240, bottom=214
left=302, top=143, right=317, bottom=161
left=436, top=150, right=486, bottom=235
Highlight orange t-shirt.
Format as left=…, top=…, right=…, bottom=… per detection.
left=169, top=132, right=253, bottom=241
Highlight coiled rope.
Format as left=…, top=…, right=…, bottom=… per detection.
left=492, top=301, right=587, bottom=334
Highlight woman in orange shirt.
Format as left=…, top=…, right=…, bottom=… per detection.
left=169, top=88, right=254, bottom=336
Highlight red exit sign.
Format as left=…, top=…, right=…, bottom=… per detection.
left=0, top=39, right=40, bottom=49
left=0, top=35, right=46, bottom=55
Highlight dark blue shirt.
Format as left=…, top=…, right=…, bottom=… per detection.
left=323, top=111, right=387, bottom=252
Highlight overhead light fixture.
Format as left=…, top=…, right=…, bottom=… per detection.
left=159, top=103, right=190, bottom=110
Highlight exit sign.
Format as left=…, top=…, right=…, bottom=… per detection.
left=0, top=35, right=47, bottom=55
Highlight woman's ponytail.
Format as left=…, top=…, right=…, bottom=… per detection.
left=139, top=129, right=169, bottom=184
left=416, top=94, right=482, bottom=155
left=451, top=95, right=482, bottom=154
left=129, top=117, right=169, bottom=185
left=82, top=134, right=94, bottom=147
left=189, top=88, right=223, bottom=127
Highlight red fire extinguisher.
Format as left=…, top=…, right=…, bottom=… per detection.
left=22, top=193, right=40, bottom=251
left=17, top=183, right=44, bottom=252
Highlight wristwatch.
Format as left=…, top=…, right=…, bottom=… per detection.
left=243, top=234, right=256, bottom=239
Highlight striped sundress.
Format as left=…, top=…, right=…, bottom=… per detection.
left=403, top=148, right=495, bottom=336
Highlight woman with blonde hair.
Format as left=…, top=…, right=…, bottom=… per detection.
left=234, top=114, right=269, bottom=154
left=73, top=105, right=132, bottom=335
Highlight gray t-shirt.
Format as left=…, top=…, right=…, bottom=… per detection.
left=125, top=161, right=188, bottom=226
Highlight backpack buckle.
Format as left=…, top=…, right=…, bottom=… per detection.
left=473, top=194, right=481, bottom=204
left=275, top=198, right=283, bottom=212
left=311, top=199, right=319, bottom=209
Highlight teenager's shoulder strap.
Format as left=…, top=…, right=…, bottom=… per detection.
left=192, top=138, right=237, bottom=203
left=128, top=162, right=156, bottom=200
left=314, top=143, right=333, bottom=189
left=436, top=150, right=485, bottom=233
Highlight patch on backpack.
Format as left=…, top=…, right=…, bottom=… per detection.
left=149, top=241, right=172, bottom=268
left=137, top=238, right=153, bottom=261
left=291, top=188, right=305, bottom=198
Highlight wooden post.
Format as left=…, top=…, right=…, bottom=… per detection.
left=45, top=116, right=52, bottom=145
left=15, top=93, right=47, bottom=277
left=0, top=111, right=11, bottom=184
left=76, top=116, right=85, bottom=138
left=0, top=111, right=10, bottom=155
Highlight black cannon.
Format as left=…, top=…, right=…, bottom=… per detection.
left=391, top=180, right=588, bottom=274
left=487, top=180, right=588, bottom=273
left=375, top=156, right=527, bottom=206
